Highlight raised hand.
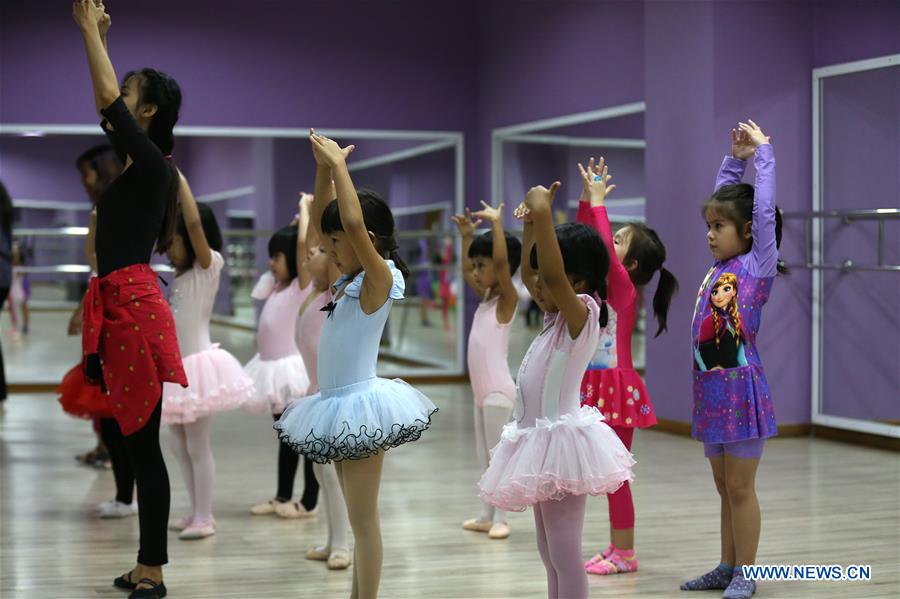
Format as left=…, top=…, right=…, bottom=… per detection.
left=309, top=130, right=355, bottom=167
left=731, top=127, right=755, bottom=159
left=738, top=119, right=771, bottom=147
left=451, top=209, right=482, bottom=237
left=98, top=8, right=111, bottom=37
left=472, top=200, right=504, bottom=224
left=523, top=182, right=561, bottom=213
left=578, top=156, right=616, bottom=207
left=72, top=0, right=104, bottom=29
left=513, top=202, right=532, bottom=223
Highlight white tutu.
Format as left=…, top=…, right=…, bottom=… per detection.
left=243, top=352, right=310, bottom=415
left=274, top=377, right=438, bottom=464
left=162, top=344, right=255, bottom=425
left=478, top=405, right=635, bottom=512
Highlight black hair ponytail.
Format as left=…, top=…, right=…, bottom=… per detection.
left=652, top=267, right=678, bottom=337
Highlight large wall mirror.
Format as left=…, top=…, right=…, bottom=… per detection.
left=0, top=125, right=466, bottom=386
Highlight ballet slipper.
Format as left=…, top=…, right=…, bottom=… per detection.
left=327, top=550, right=352, bottom=570
left=488, top=522, right=511, bottom=539
left=462, top=518, right=492, bottom=532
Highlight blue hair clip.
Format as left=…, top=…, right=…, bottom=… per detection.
left=593, top=174, right=603, bottom=182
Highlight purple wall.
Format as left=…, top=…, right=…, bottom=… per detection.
left=812, top=0, right=900, bottom=67
left=643, top=0, right=719, bottom=425
left=0, top=1, right=477, bottom=131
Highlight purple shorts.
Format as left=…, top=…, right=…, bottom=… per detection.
left=703, top=438, right=765, bottom=459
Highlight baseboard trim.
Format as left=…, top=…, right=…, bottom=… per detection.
left=812, top=424, right=900, bottom=452
left=9, top=375, right=472, bottom=396
left=8, top=383, right=58, bottom=394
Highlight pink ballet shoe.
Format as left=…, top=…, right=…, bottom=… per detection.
left=179, top=517, right=216, bottom=540
left=462, top=518, right=493, bottom=532
left=305, top=546, right=330, bottom=561
left=168, top=515, right=192, bottom=532
left=327, top=550, right=352, bottom=570
left=585, top=549, right=638, bottom=575
left=274, top=501, right=318, bottom=519
left=488, top=522, right=511, bottom=539
left=250, top=500, right=278, bottom=515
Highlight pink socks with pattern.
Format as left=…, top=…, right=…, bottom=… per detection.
left=584, top=545, right=638, bottom=575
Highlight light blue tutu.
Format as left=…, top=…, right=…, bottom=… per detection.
left=274, top=377, right=438, bottom=463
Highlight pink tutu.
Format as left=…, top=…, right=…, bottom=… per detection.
left=162, top=344, right=255, bottom=424
left=478, top=405, right=635, bottom=512
left=243, top=352, right=309, bottom=415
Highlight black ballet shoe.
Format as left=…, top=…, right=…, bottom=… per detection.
left=113, top=571, right=137, bottom=590
left=128, top=579, right=167, bottom=598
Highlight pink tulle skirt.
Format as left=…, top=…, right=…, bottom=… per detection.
left=478, top=405, right=635, bottom=512
left=242, top=352, right=309, bottom=416
left=162, top=344, right=255, bottom=424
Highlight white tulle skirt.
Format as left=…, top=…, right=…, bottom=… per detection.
left=243, top=352, right=310, bottom=416
left=274, top=377, right=438, bottom=464
left=162, top=344, right=255, bottom=425
left=478, top=405, right=635, bottom=512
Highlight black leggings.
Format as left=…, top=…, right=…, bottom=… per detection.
left=273, top=414, right=319, bottom=510
left=98, top=417, right=135, bottom=505
left=123, top=400, right=169, bottom=566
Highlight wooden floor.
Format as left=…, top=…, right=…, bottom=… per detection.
left=1, top=386, right=898, bottom=598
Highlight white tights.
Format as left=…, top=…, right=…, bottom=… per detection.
left=169, top=416, right=215, bottom=523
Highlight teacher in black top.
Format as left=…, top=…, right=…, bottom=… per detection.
left=73, top=2, right=186, bottom=598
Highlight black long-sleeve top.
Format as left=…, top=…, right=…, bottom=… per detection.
left=95, top=96, right=174, bottom=278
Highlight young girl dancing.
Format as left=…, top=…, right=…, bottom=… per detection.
left=245, top=218, right=319, bottom=519
left=575, top=157, right=678, bottom=575
left=293, top=192, right=353, bottom=570
left=681, top=121, right=783, bottom=599
left=162, top=174, right=254, bottom=539
left=74, top=1, right=186, bottom=595
left=452, top=202, right=521, bottom=540
left=276, top=130, right=437, bottom=598
left=478, top=181, right=635, bottom=599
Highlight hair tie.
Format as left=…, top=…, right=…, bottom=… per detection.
left=164, top=155, right=173, bottom=161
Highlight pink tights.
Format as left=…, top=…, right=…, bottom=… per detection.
left=534, top=494, right=588, bottom=599
left=607, top=425, right=635, bottom=529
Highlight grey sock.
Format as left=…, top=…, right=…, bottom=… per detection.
left=680, top=564, right=734, bottom=591
left=722, top=573, right=756, bottom=599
